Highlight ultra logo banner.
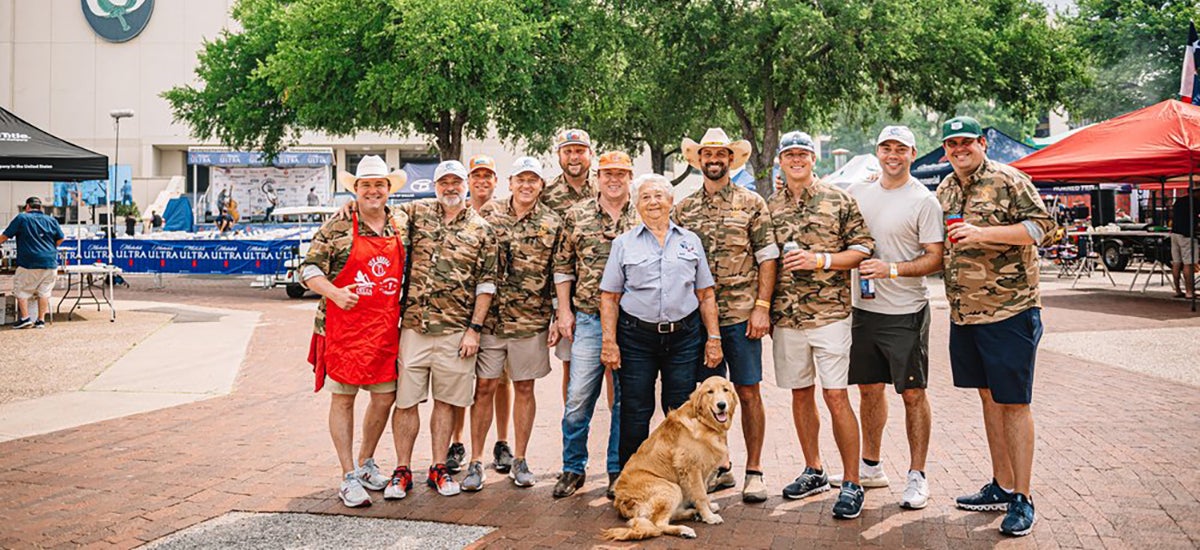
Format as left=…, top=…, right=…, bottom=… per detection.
left=61, top=239, right=297, bottom=275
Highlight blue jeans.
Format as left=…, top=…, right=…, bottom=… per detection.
left=561, top=312, right=622, bottom=475
left=615, top=310, right=701, bottom=468
left=696, top=320, right=764, bottom=386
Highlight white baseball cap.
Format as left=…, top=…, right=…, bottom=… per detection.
left=510, top=156, right=545, bottom=180
left=875, top=125, right=917, bottom=148
left=433, top=160, right=468, bottom=182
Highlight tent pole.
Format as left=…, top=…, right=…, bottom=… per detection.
left=108, top=121, right=118, bottom=322
left=192, top=161, right=198, bottom=231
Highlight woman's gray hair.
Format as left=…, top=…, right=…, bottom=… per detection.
left=632, top=173, right=673, bottom=201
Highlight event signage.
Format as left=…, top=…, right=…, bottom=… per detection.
left=81, top=0, right=154, bottom=43
left=187, top=151, right=334, bottom=167
left=61, top=239, right=299, bottom=275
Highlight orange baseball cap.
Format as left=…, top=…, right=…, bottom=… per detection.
left=467, top=154, right=497, bottom=175
left=596, top=151, right=633, bottom=172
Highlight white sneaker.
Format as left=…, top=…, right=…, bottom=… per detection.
left=900, top=470, right=929, bottom=509
left=339, top=473, right=371, bottom=508
left=356, top=458, right=389, bottom=491
left=829, top=460, right=889, bottom=488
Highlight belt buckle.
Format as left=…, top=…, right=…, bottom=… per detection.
left=656, top=321, right=674, bottom=333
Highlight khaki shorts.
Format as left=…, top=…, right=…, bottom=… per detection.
left=772, top=317, right=853, bottom=389
left=554, top=337, right=572, bottom=362
left=13, top=268, right=56, bottom=300
left=397, top=329, right=476, bottom=408
left=1171, top=233, right=1198, bottom=265
left=477, top=331, right=552, bottom=382
left=325, top=378, right=397, bottom=395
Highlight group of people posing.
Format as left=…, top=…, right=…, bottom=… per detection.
left=303, top=116, right=1054, bottom=538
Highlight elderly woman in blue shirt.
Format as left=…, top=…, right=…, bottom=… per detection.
left=599, top=174, right=723, bottom=468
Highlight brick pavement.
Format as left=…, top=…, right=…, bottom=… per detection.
left=1, top=275, right=1198, bottom=548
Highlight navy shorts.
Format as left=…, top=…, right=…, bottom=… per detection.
left=949, top=308, right=1043, bottom=405
left=696, top=321, right=763, bottom=386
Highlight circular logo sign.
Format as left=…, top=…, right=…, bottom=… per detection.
left=81, top=0, right=154, bottom=43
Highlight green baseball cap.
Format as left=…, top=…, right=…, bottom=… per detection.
left=942, top=116, right=983, bottom=141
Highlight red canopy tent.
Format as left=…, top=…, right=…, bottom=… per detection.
left=1011, top=100, right=1200, bottom=184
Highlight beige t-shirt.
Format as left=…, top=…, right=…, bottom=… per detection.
left=846, top=177, right=944, bottom=315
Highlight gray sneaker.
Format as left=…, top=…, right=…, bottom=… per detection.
left=462, top=460, right=486, bottom=492
left=510, top=458, right=535, bottom=487
left=339, top=472, right=371, bottom=508
left=356, top=458, right=389, bottom=491
left=493, top=440, right=514, bottom=473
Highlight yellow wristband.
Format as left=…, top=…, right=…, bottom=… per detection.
left=815, top=254, right=825, bottom=270
left=755, top=299, right=771, bottom=309
left=889, top=263, right=899, bottom=279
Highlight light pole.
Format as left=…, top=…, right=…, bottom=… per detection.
left=108, top=109, right=134, bottom=323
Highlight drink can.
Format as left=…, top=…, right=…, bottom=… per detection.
left=782, top=241, right=800, bottom=254
left=860, top=277, right=875, bottom=299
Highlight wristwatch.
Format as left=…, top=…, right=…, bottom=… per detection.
left=468, top=322, right=484, bottom=333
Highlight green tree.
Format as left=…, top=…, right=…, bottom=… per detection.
left=167, top=0, right=585, bottom=160
left=1062, top=0, right=1196, bottom=121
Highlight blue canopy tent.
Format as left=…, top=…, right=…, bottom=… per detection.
left=911, top=127, right=1036, bottom=188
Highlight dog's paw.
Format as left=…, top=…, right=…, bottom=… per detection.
left=679, top=526, right=697, bottom=539
left=702, top=513, right=724, bottom=525
left=708, top=501, right=720, bottom=513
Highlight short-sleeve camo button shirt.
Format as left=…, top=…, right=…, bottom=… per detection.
left=301, top=208, right=409, bottom=336
left=937, top=159, right=1056, bottom=325
left=768, top=183, right=874, bottom=329
left=554, top=196, right=640, bottom=315
left=674, top=182, right=777, bottom=326
left=541, top=171, right=598, bottom=216
left=480, top=198, right=563, bottom=338
left=400, top=199, right=498, bottom=335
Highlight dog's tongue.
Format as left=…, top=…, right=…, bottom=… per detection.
left=716, top=411, right=728, bottom=423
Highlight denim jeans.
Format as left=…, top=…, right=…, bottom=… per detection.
left=615, top=310, right=701, bottom=468
left=561, top=312, right=622, bottom=475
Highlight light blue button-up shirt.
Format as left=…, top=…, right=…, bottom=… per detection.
left=599, top=222, right=715, bottom=323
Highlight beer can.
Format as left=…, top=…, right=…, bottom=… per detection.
left=860, top=277, right=876, bottom=300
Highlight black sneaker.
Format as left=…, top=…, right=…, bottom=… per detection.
left=552, top=471, right=585, bottom=498
left=956, top=479, right=1014, bottom=512
left=33, top=320, right=45, bottom=329
left=1000, top=493, right=1036, bottom=536
left=13, top=317, right=32, bottom=329
left=832, top=481, right=865, bottom=519
left=493, top=440, right=514, bottom=473
left=782, top=467, right=830, bottom=500
left=445, top=442, right=466, bottom=473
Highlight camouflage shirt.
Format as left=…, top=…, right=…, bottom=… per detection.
left=937, top=159, right=1055, bottom=325
left=768, top=183, right=874, bottom=329
left=674, top=182, right=778, bottom=326
left=541, top=171, right=598, bottom=216
left=479, top=198, right=564, bottom=338
left=301, top=208, right=409, bottom=336
left=554, top=196, right=640, bottom=315
left=399, top=199, right=498, bottom=335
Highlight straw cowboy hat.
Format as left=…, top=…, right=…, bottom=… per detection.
left=682, top=127, right=752, bottom=171
left=337, top=155, right=407, bottom=193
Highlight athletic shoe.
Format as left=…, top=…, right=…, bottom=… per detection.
left=900, top=470, right=929, bottom=509
left=552, top=471, right=585, bottom=498
left=356, top=457, right=389, bottom=491
left=956, top=479, right=1014, bottom=512
left=606, top=472, right=619, bottom=500
left=782, top=467, right=830, bottom=500
left=832, top=481, right=865, bottom=519
left=510, top=458, right=535, bottom=487
left=828, top=460, right=889, bottom=488
left=13, top=317, right=32, bottom=329
left=1000, top=493, right=1036, bottom=536
left=32, top=320, right=46, bottom=329
left=706, top=466, right=736, bottom=493
left=339, top=472, right=371, bottom=508
left=445, top=442, right=466, bottom=473
left=427, top=464, right=461, bottom=496
left=493, top=440, right=514, bottom=473
left=742, top=471, right=768, bottom=503
left=384, top=466, right=413, bottom=500
left=462, top=461, right=485, bottom=492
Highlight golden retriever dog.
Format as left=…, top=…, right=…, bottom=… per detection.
left=603, top=376, right=739, bottom=541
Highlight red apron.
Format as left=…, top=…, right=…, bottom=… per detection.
left=313, top=212, right=405, bottom=391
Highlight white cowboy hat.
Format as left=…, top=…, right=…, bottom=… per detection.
left=337, top=155, right=406, bottom=193
left=682, top=128, right=752, bottom=171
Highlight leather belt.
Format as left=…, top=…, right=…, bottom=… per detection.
left=620, top=310, right=698, bottom=334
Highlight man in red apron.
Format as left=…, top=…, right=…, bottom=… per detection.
left=302, top=155, right=408, bottom=508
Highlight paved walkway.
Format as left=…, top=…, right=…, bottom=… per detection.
left=0, top=274, right=1197, bottom=548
